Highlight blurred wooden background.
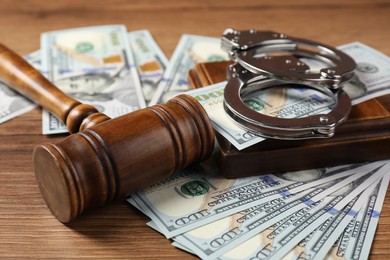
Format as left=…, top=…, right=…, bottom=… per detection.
left=0, top=0, right=389, bottom=258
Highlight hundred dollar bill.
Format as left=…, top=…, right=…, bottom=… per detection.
left=188, top=82, right=258, bottom=149
left=339, top=42, right=390, bottom=105
left=171, top=163, right=386, bottom=259
left=277, top=175, right=382, bottom=259
left=323, top=217, right=357, bottom=260
left=171, top=241, right=194, bottom=254
left=130, top=160, right=297, bottom=238
left=285, top=199, right=359, bottom=260
left=187, top=42, right=390, bottom=150
left=128, top=30, right=168, bottom=105
left=131, top=162, right=367, bottom=238
left=205, top=165, right=386, bottom=260
left=342, top=170, right=390, bottom=259
left=149, top=34, right=229, bottom=105
left=173, top=188, right=317, bottom=259
left=41, top=25, right=145, bottom=134
left=0, top=82, right=36, bottom=124
left=0, top=51, right=41, bottom=124
left=220, top=173, right=389, bottom=260
left=218, top=195, right=335, bottom=260
left=314, top=173, right=389, bottom=259
left=130, top=160, right=378, bottom=239
left=265, top=164, right=388, bottom=260
left=23, top=50, right=42, bottom=72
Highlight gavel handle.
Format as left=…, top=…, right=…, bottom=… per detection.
left=0, top=44, right=216, bottom=223
left=0, top=43, right=110, bottom=133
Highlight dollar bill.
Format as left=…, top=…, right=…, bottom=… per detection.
left=130, top=160, right=298, bottom=238
left=313, top=172, right=389, bottom=259
left=217, top=195, right=336, bottom=260
left=128, top=30, right=168, bottom=105
left=171, top=163, right=386, bottom=259
left=186, top=42, right=390, bottom=150
left=0, top=51, right=41, bottom=124
left=189, top=164, right=386, bottom=260
left=0, top=82, right=36, bottom=124
left=41, top=25, right=145, bottom=134
left=130, top=159, right=378, bottom=239
left=341, top=170, right=390, bottom=259
left=23, top=50, right=42, bottom=72
left=339, top=42, right=390, bottom=105
left=189, top=81, right=259, bottom=149
left=171, top=241, right=194, bottom=254
left=149, top=34, right=229, bottom=105
left=264, top=164, right=388, bottom=260
left=173, top=189, right=318, bottom=259
left=273, top=176, right=381, bottom=260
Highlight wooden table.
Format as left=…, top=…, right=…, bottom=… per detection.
left=0, top=0, right=389, bottom=258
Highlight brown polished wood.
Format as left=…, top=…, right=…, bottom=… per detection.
left=34, top=94, right=214, bottom=223
left=1, top=0, right=390, bottom=259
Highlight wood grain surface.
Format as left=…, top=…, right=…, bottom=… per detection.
left=0, top=0, right=390, bottom=258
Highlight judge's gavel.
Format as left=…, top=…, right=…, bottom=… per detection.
left=0, top=44, right=215, bottom=223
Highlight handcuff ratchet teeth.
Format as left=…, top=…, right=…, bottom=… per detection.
left=221, top=29, right=356, bottom=140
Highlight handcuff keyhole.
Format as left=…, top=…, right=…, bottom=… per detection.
left=320, top=116, right=329, bottom=123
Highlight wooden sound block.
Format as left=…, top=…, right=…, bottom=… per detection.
left=189, top=61, right=390, bottom=178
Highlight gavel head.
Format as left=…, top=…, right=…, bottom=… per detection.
left=33, top=95, right=215, bottom=223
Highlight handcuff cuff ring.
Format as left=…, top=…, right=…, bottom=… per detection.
left=222, top=29, right=357, bottom=90
left=223, top=63, right=352, bottom=139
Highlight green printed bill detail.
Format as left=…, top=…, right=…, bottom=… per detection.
left=130, top=161, right=297, bottom=238
left=128, top=30, right=168, bottom=105
left=169, top=162, right=387, bottom=259
left=0, top=51, right=41, bottom=124
left=129, top=159, right=383, bottom=239
left=149, top=34, right=229, bottom=105
left=186, top=42, right=390, bottom=150
left=41, top=25, right=146, bottom=134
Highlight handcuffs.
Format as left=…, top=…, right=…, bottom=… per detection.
left=221, top=29, right=357, bottom=139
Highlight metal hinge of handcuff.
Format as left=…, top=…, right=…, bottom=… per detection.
left=221, top=28, right=357, bottom=139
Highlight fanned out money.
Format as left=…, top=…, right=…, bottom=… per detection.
left=125, top=40, right=390, bottom=259
left=129, top=158, right=390, bottom=260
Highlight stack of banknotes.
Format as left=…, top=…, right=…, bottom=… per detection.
left=1, top=25, right=390, bottom=259
left=0, top=25, right=230, bottom=132
left=129, top=159, right=390, bottom=259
